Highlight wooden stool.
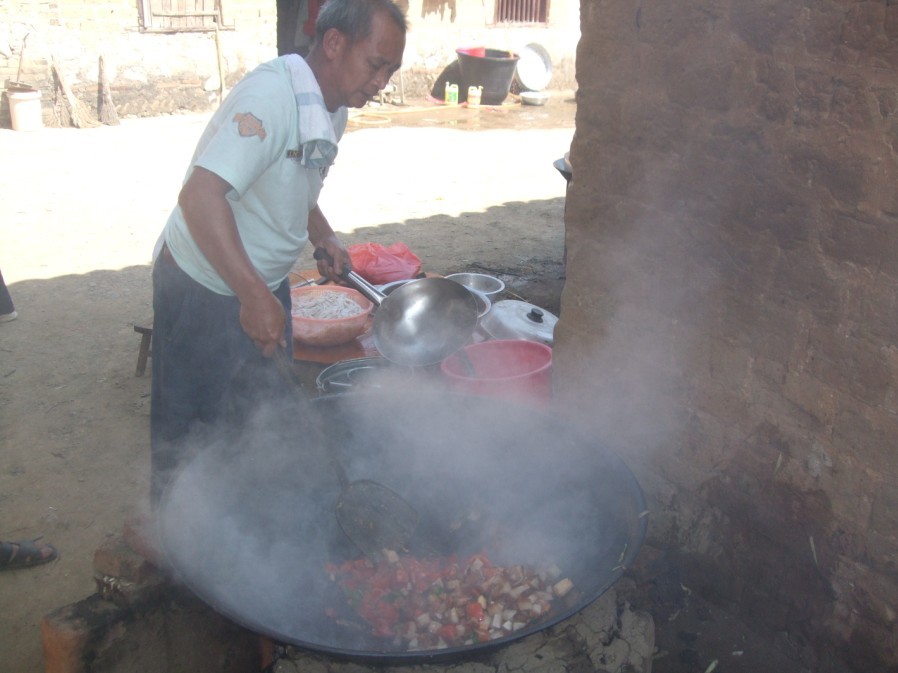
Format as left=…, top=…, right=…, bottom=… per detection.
left=133, top=319, right=153, bottom=377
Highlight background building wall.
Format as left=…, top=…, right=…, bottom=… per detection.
left=1, top=0, right=578, bottom=127
left=1, top=0, right=275, bottom=124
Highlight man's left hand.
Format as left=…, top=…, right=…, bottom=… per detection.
left=315, top=235, right=352, bottom=282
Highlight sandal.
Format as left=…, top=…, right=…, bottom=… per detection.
left=0, top=539, right=58, bottom=570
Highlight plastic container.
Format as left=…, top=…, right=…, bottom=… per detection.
left=290, top=285, right=373, bottom=347
left=441, top=339, right=552, bottom=406
left=444, top=82, right=459, bottom=105
left=6, top=90, right=42, bottom=131
left=455, top=48, right=519, bottom=105
left=457, top=46, right=486, bottom=58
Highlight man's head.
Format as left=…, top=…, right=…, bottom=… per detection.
left=307, top=0, right=408, bottom=111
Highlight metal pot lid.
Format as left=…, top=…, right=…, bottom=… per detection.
left=480, top=300, right=558, bottom=346
left=316, top=357, right=414, bottom=393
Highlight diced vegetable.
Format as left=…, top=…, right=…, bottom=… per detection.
left=323, top=552, right=574, bottom=651
left=292, top=290, right=364, bottom=319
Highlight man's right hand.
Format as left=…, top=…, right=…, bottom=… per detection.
left=238, top=290, right=287, bottom=357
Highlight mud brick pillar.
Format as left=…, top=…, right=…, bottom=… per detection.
left=555, top=0, right=898, bottom=669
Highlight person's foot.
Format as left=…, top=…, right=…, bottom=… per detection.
left=0, top=539, right=58, bottom=570
left=0, top=310, right=17, bottom=323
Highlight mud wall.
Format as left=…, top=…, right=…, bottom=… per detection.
left=398, top=0, right=579, bottom=94
left=1, top=0, right=577, bottom=128
left=0, top=0, right=276, bottom=126
left=554, top=1, right=898, bottom=670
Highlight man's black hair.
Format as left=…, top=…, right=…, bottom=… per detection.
left=315, top=0, right=408, bottom=44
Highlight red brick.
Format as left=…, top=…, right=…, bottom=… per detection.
left=41, top=601, right=111, bottom=673
left=93, top=534, right=159, bottom=585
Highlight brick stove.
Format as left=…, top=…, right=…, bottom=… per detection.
left=41, top=533, right=654, bottom=673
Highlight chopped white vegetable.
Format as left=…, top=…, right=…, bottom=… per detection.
left=292, top=290, right=364, bottom=319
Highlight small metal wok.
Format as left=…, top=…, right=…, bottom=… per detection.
left=157, top=391, right=647, bottom=664
left=313, top=249, right=479, bottom=367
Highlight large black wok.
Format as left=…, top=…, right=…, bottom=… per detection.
left=157, top=390, right=647, bottom=664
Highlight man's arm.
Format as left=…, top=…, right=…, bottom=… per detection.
left=308, top=204, right=352, bottom=281
left=178, top=166, right=286, bottom=356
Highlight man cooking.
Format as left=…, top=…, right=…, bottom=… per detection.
left=150, top=0, right=408, bottom=504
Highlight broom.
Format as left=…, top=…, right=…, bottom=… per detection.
left=97, top=55, right=120, bottom=126
left=51, top=54, right=99, bottom=128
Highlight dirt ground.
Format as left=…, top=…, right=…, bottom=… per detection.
left=0, top=93, right=809, bottom=673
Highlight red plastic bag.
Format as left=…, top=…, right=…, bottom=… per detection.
left=348, top=242, right=422, bottom=284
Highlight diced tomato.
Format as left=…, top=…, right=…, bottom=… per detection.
left=465, top=601, right=485, bottom=622
left=437, top=624, right=458, bottom=642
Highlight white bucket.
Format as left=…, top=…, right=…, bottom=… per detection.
left=7, top=90, right=43, bottom=131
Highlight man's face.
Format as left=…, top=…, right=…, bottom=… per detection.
left=332, top=11, right=405, bottom=109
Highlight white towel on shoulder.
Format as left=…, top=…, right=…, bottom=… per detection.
left=284, top=53, right=339, bottom=169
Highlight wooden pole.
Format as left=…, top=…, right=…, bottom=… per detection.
left=214, top=11, right=227, bottom=104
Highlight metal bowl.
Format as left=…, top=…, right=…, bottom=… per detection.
left=377, top=279, right=413, bottom=296
left=520, top=91, right=549, bottom=106
left=316, top=357, right=415, bottom=393
left=469, top=288, right=492, bottom=319
left=446, top=272, right=505, bottom=301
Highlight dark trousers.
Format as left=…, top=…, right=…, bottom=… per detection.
left=150, top=250, right=293, bottom=504
left=0, top=269, right=14, bottom=315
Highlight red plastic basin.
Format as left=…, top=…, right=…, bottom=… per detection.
left=441, top=339, right=552, bottom=406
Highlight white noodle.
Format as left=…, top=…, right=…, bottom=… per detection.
left=292, top=290, right=365, bottom=320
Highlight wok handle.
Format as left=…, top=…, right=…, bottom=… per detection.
left=272, top=345, right=300, bottom=387
left=312, top=247, right=386, bottom=307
